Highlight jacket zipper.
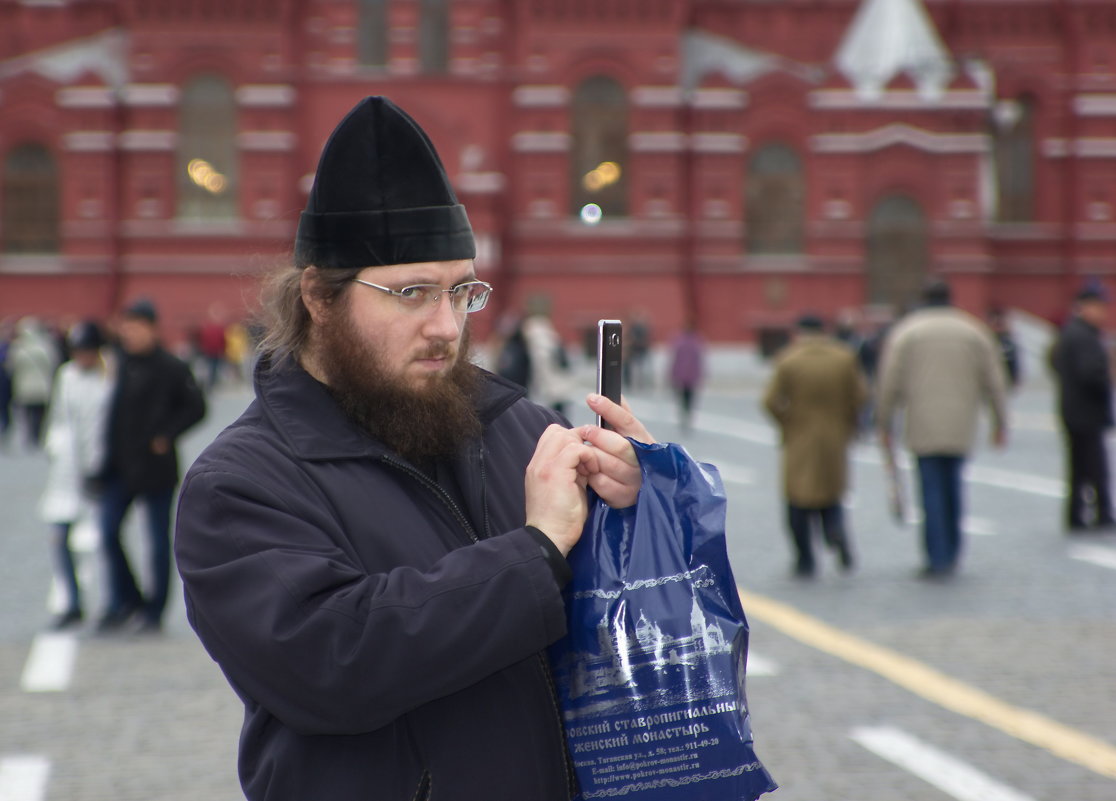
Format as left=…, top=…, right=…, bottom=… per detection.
left=384, top=449, right=577, bottom=799
left=381, top=455, right=479, bottom=544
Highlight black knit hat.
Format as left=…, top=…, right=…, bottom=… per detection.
left=294, top=96, right=476, bottom=269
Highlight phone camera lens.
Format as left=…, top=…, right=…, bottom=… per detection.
left=609, top=333, right=620, bottom=347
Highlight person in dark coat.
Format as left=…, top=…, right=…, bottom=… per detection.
left=174, top=96, right=654, bottom=801
left=96, top=297, right=206, bottom=631
left=1049, top=284, right=1115, bottom=532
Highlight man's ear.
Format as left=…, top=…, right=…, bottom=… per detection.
left=300, top=267, right=329, bottom=325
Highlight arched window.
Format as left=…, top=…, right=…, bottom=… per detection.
left=2, top=143, right=59, bottom=254
left=993, top=94, right=1035, bottom=223
left=178, top=74, right=238, bottom=220
left=419, top=0, right=448, bottom=74
left=867, top=194, right=928, bottom=310
left=358, top=0, right=388, bottom=68
left=746, top=143, right=804, bottom=254
left=570, top=75, right=628, bottom=220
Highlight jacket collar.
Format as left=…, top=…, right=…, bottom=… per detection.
left=255, top=357, right=526, bottom=462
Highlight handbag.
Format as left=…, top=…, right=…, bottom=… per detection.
left=549, top=441, right=777, bottom=800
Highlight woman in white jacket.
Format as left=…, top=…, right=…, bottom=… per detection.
left=39, top=321, right=113, bottom=629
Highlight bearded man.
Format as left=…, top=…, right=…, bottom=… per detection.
left=174, top=97, right=653, bottom=801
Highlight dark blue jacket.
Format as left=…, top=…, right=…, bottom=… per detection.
left=175, top=359, right=576, bottom=801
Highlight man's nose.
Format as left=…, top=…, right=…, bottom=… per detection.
left=423, top=292, right=464, bottom=339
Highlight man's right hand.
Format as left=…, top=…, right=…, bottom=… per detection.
left=524, top=424, right=596, bottom=556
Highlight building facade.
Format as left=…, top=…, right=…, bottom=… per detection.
left=1, top=0, right=1114, bottom=346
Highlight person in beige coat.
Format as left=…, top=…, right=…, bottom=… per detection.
left=877, top=279, right=1008, bottom=579
left=763, top=314, right=868, bottom=577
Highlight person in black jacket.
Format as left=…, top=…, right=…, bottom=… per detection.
left=174, top=97, right=654, bottom=801
left=96, top=297, right=206, bottom=631
left=1049, top=284, right=1115, bottom=532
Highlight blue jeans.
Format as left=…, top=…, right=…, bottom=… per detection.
left=52, top=522, right=81, bottom=614
left=916, top=455, right=964, bottom=572
left=99, top=474, right=175, bottom=623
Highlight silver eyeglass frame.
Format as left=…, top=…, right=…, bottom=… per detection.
left=351, top=278, right=493, bottom=313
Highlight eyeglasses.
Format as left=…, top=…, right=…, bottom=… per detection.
left=352, top=278, right=493, bottom=314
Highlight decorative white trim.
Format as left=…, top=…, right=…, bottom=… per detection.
left=1076, top=138, right=1116, bottom=158
left=1074, top=94, right=1116, bottom=117
left=389, top=57, right=419, bottom=76
left=457, top=171, right=505, bottom=193
left=692, top=132, right=747, bottom=154
left=693, top=88, right=747, bottom=110
left=235, top=84, right=296, bottom=107
left=809, top=89, right=988, bottom=110
left=513, top=85, right=569, bottom=107
left=118, top=130, right=177, bottom=151
left=1044, top=138, right=1116, bottom=158
left=122, top=83, right=179, bottom=106
left=62, top=131, right=115, bottom=151
left=56, top=86, right=116, bottom=108
left=811, top=124, right=989, bottom=154
left=630, top=131, right=687, bottom=153
left=512, top=131, right=570, bottom=152
left=631, top=86, right=683, bottom=108
left=237, top=131, right=297, bottom=151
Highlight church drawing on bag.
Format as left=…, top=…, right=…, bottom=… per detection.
left=567, top=589, right=733, bottom=701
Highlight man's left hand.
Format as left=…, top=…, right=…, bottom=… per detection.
left=576, top=394, right=655, bottom=509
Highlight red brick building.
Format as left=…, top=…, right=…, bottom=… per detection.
left=1, top=0, right=1114, bottom=347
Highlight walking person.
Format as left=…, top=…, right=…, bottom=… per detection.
left=1048, top=284, right=1115, bottom=532
left=521, top=296, right=574, bottom=417
left=8, top=316, right=58, bottom=449
left=877, top=279, right=1008, bottom=578
left=763, top=314, right=868, bottom=577
left=668, top=317, right=706, bottom=432
left=173, top=96, right=655, bottom=801
left=38, top=320, right=113, bottom=629
left=95, top=298, right=206, bottom=632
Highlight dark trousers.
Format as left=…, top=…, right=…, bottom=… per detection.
left=52, top=522, right=82, bottom=614
left=1064, top=428, right=1113, bottom=527
left=786, top=503, right=848, bottom=574
left=99, top=474, right=175, bottom=624
left=916, top=455, right=964, bottom=573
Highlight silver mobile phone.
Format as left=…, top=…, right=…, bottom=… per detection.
left=596, top=319, right=623, bottom=429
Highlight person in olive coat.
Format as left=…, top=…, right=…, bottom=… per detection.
left=1049, top=284, right=1115, bottom=532
left=763, top=314, right=868, bottom=577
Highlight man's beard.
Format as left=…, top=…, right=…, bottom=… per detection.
left=314, top=306, right=482, bottom=466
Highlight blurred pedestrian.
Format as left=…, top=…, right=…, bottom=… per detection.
left=94, top=298, right=206, bottom=632
left=38, top=320, right=112, bottom=630
left=0, top=318, right=14, bottom=449
left=763, top=314, right=868, bottom=577
left=668, top=317, right=706, bottom=432
left=988, top=307, right=1021, bottom=390
left=624, top=310, right=652, bottom=391
left=1048, top=284, right=1115, bottom=533
left=492, top=310, right=532, bottom=390
left=8, top=316, right=58, bottom=450
left=877, top=279, right=1008, bottom=579
left=198, top=304, right=228, bottom=391
left=521, top=295, right=574, bottom=417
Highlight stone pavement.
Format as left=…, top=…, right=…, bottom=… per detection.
left=0, top=340, right=1113, bottom=801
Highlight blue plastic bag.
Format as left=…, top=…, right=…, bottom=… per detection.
left=549, top=441, right=777, bottom=800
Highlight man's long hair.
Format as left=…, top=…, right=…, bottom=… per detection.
left=256, top=261, right=361, bottom=364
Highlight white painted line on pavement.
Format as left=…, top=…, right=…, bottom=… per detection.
left=638, top=400, right=1063, bottom=498
left=0, top=754, right=50, bottom=801
left=745, top=652, right=778, bottom=677
left=20, top=633, right=77, bottom=693
left=850, top=726, right=1036, bottom=801
left=1068, top=543, right=1116, bottom=571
